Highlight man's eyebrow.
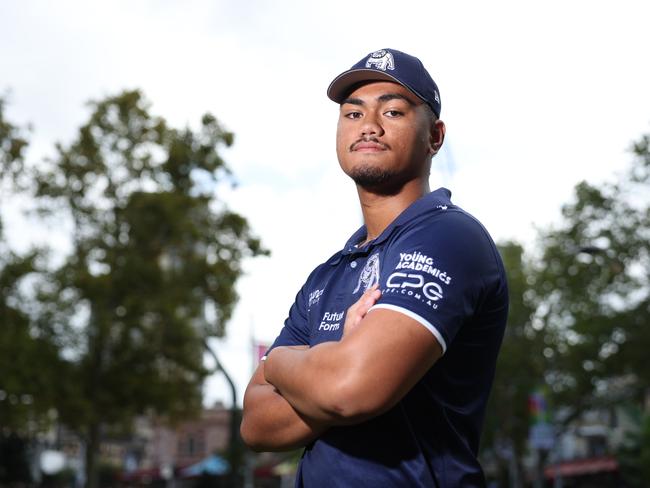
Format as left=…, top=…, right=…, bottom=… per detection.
left=377, top=93, right=417, bottom=106
left=340, top=93, right=417, bottom=107
left=340, top=97, right=364, bottom=106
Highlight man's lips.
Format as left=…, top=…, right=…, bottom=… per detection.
left=350, top=140, right=388, bottom=152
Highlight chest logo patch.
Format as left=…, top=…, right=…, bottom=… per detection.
left=353, top=253, right=380, bottom=294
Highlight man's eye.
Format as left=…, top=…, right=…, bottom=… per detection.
left=385, top=110, right=403, bottom=117
left=345, top=112, right=362, bottom=119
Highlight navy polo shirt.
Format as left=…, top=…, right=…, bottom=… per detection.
left=269, top=188, right=508, bottom=487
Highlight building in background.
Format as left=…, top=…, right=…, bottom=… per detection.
left=121, top=403, right=231, bottom=482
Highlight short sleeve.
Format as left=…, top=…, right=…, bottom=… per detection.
left=264, top=280, right=312, bottom=358
left=371, top=211, right=502, bottom=354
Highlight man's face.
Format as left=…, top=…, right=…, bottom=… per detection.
left=336, top=81, right=437, bottom=193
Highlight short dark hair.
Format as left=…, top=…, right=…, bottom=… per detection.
left=422, top=102, right=438, bottom=127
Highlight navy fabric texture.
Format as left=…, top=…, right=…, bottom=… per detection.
left=268, top=188, right=509, bottom=487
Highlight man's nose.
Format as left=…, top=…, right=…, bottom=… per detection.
left=360, top=112, right=384, bottom=138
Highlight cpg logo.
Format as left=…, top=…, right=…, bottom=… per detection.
left=386, top=272, right=444, bottom=301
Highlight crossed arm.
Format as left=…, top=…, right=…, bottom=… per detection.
left=240, top=287, right=443, bottom=451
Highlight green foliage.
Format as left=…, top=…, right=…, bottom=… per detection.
left=0, top=97, right=29, bottom=188
left=482, top=132, right=650, bottom=480
left=0, top=432, right=32, bottom=485
left=1, top=90, right=267, bottom=487
left=481, top=242, right=542, bottom=479
left=32, top=89, right=266, bottom=423
left=531, top=134, right=650, bottom=417
left=617, top=406, right=650, bottom=487
left=40, top=468, right=77, bottom=488
left=0, top=100, right=61, bottom=433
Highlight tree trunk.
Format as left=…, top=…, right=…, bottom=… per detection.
left=85, top=423, right=100, bottom=488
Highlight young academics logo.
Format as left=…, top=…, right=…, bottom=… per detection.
left=365, top=49, right=395, bottom=71
left=383, top=250, right=453, bottom=310
left=353, top=253, right=380, bottom=294
left=394, top=251, right=452, bottom=285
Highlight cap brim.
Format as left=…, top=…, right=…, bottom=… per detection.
left=327, top=68, right=426, bottom=104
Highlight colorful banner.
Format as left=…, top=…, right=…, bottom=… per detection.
left=528, top=389, right=551, bottom=425
left=528, top=388, right=555, bottom=450
left=253, top=342, right=270, bottom=367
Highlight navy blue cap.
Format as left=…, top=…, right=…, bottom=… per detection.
left=327, top=48, right=441, bottom=118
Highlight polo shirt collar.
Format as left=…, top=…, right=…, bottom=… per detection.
left=338, top=187, right=453, bottom=260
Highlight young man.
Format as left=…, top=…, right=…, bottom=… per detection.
left=241, top=48, right=509, bottom=487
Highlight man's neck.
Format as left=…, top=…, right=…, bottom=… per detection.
left=357, top=179, right=430, bottom=243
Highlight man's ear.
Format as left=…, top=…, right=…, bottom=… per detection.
left=429, top=119, right=446, bottom=156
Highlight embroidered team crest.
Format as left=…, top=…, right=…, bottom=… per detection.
left=353, top=253, right=381, bottom=294
left=365, top=50, right=395, bottom=71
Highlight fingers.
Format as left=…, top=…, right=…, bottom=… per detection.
left=356, top=284, right=381, bottom=316
left=343, top=284, right=382, bottom=338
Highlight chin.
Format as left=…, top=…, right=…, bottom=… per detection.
left=350, top=167, right=405, bottom=196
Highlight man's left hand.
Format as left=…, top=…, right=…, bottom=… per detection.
left=341, top=284, right=381, bottom=339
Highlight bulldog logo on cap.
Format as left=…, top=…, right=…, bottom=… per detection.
left=365, top=49, right=395, bottom=71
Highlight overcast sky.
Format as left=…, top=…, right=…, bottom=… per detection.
left=2, top=0, right=650, bottom=407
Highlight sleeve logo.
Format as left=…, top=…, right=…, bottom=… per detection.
left=382, top=250, right=453, bottom=310
left=386, top=273, right=443, bottom=301
left=395, top=251, right=452, bottom=285
left=308, top=288, right=324, bottom=308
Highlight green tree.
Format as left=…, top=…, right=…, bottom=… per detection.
left=482, top=130, right=650, bottom=482
left=28, top=90, right=267, bottom=487
left=0, top=243, right=62, bottom=432
left=0, top=97, right=28, bottom=184
left=617, top=406, right=650, bottom=487
left=531, top=133, right=650, bottom=419
left=1, top=98, right=62, bottom=431
left=481, top=242, right=544, bottom=486
left=1, top=98, right=64, bottom=484
left=523, top=132, right=650, bottom=487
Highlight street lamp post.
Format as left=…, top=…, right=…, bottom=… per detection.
left=203, top=339, right=241, bottom=486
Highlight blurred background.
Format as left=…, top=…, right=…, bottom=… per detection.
left=1, top=1, right=649, bottom=487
